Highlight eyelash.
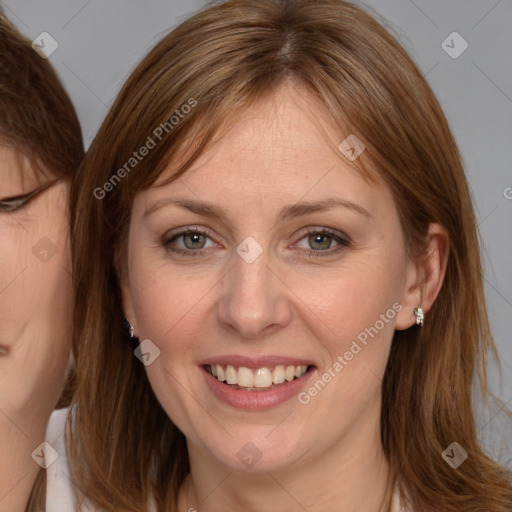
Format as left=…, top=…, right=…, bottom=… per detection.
left=162, top=227, right=350, bottom=258
left=0, top=193, right=33, bottom=212
left=0, top=181, right=57, bottom=213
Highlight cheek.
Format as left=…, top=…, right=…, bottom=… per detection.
left=289, top=252, right=405, bottom=409
left=129, top=258, right=216, bottom=355
left=0, top=224, right=70, bottom=329
left=28, top=203, right=73, bottom=319
left=290, top=273, right=400, bottom=441
left=0, top=178, right=71, bottom=384
left=293, top=257, right=404, bottom=344
left=0, top=207, right=71, bottom=415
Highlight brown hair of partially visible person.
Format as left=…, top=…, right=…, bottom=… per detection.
left=0, top=10, right=83, bottom=512
left=68, top=0, right=512, bottom=511
left=0, top=13, right=83, bottom=181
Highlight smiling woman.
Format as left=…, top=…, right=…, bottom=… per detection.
left=65, top=0, right=511, bottom=511
left=0, top=11, right=83, bottom=512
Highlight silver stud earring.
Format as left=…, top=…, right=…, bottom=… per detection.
left=127, top=319, right=136, bottom=338
left=414, top=306, right=424, bottom=326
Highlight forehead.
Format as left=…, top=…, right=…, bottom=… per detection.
left=138, top=85, right=392, bottom=220
left=0, top=145, right=42, bottom=193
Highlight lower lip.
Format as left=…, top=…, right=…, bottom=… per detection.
left=201, top=366, right=316, bottom=410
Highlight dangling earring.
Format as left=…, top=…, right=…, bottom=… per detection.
left=414, top=306, right=424, bottom=326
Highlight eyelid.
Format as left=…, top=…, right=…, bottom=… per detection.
left=0, top=180, right=59, bottom=212
left=163, top=226, right=217, bottom=242
left=293, top=226, right=351, bottom=244
left=163, top=225, right=351, bottom=257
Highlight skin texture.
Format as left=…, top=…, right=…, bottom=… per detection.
left=0, top=146, right=71, bottom=512
left=122, top=84, right=448, bottom=512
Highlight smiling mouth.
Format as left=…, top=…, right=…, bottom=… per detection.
left=205, top=364, right=313, bottom=391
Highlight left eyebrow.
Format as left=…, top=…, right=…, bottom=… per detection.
left=275, top=198, right=372, bottom=222
left=143, top=197, right=372, bottom=222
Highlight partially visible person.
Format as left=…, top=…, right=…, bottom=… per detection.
left=0, top=11, right=83, bottom=512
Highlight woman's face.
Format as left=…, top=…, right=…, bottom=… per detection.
left=122, top=85, right=419, bottom=472
left=0, top=146, right=71, bottom=429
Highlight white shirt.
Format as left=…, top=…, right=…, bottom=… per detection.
left=45, top=408, right=92, bottom=512
left=45, top=408, right=409, bottom=511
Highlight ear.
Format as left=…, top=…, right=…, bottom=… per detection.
left=395, top=223, right=449, bottom=330
left=116, top=248, right=138, bottom=336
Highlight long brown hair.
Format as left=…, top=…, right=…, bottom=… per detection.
left=68, top=1, right=512, bottom=510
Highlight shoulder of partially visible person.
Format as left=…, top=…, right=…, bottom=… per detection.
left=390, top=484, right=413, bottom=512
left=45, top=407, right=76, bottom=512
left=45, top=407, right=97, bottom=512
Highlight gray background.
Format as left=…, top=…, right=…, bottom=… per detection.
left=4, top=0, right=511, bottom=465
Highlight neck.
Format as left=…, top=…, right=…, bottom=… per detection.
left=179, top=401, right=390, bottom=512
left=0, top=418, right=45, bottom=512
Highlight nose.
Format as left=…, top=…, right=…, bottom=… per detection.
left=216, top=245, right=292, bottom=340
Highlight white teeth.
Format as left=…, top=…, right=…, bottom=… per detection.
left=272, top=365, right=285, bottom=384
left=225, top=364, right=237, bottom=384
left=285, top=365, right=296, bottom=381
left=209, top=364, right=308, bottom=388
left=237, top=367, right=254, bottom=387
left=253, top=367, right=273, bottom=388
left=216, top=364, right=225, bottom=382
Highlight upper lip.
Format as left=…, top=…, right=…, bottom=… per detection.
left=198, top=355, right=315, bottom=370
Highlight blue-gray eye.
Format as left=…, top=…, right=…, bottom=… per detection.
left=308, top=232, right=334, bottom=250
